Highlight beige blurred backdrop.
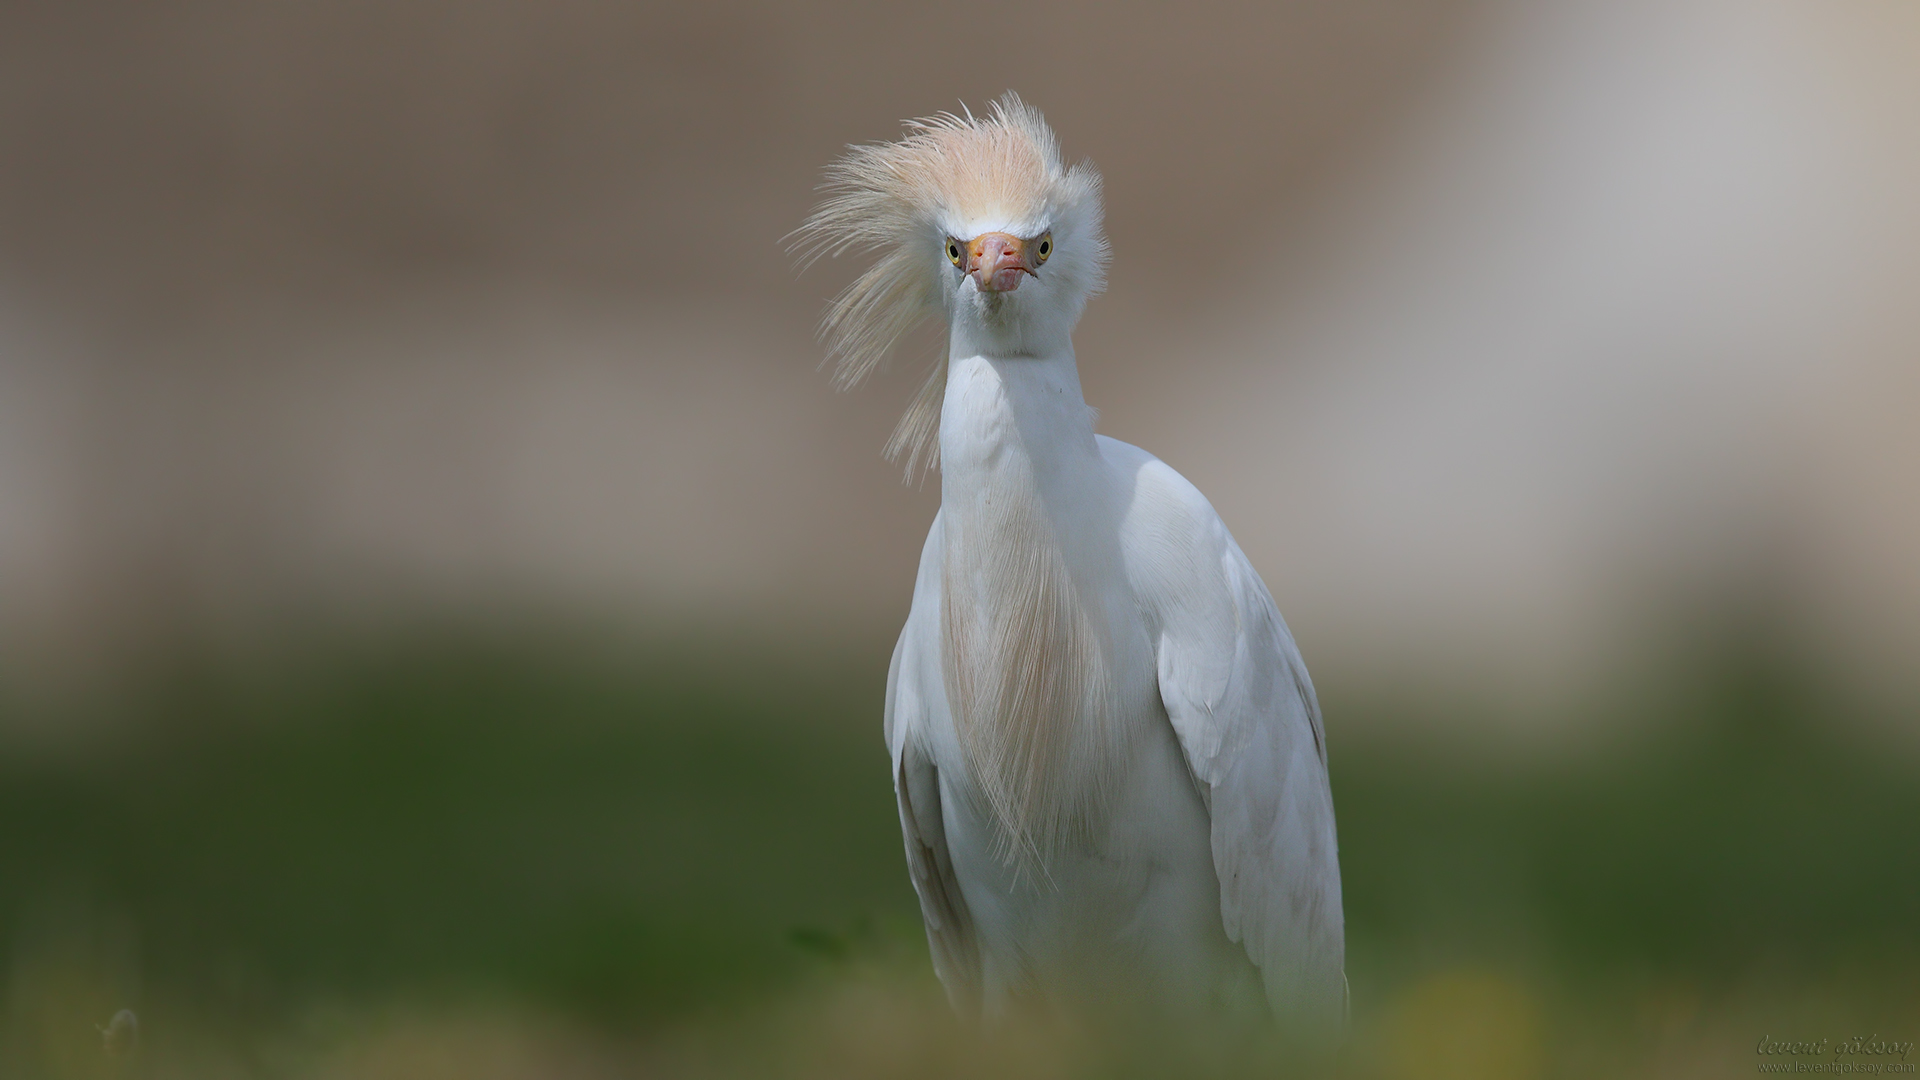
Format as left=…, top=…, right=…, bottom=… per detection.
left=0, top=0, right=1915, bottom=729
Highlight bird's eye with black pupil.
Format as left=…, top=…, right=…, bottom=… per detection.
left=946, top=239, right=963, bottom=267
left=1036, top=233, right=1052, bottom=264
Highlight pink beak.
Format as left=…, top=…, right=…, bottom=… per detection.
left=965, top=233, right=1036, bottom=293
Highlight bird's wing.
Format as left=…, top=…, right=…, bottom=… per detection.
left=885, top=511, right=981, bottom=1016
left=1104, top=437, right=1346, bottom=1026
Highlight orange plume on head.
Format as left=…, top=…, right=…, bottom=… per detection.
left=793, top=94, right=1109, bottom=478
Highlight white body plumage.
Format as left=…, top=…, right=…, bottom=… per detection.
left=800, top=96, right=1345, bottom=1025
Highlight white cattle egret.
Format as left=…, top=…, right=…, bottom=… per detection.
left=797, top=95, right=1345, bottom=1027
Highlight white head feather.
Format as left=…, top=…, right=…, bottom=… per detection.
left=795, top=93, right=1110, bottom=477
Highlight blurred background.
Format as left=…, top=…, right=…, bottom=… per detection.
left=1, top=0, right=1915, bottom=1076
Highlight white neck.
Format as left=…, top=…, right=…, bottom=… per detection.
left=939, top=344, right=1099, bottom=502
left=935, top=325, right=1125, bottom=862
left=939, top=278, right=1097, bottom=493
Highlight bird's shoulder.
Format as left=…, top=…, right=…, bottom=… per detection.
left=1095, top=434, right=1218, bottom=522
left=1094, top=434, right=1243, bottom=621
left=886, top=509, right=946, bottom=752
left=1095, top=434, right=1324, bottom=766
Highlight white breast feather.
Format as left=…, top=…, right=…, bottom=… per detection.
left=941, top=484, right=1124, bottom=871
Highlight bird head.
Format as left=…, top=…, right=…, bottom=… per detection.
left=793, top=94, right=1109, bottom=474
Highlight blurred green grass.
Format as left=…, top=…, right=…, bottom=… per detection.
left=0, top=624, right=1914, bottom=1077
left=1, top=634, right=914, bottom=1020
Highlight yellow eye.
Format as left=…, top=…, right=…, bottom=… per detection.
left=1036, top=233, right=1052, bottom=264
left=946, top=238, right=964, bottom=267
